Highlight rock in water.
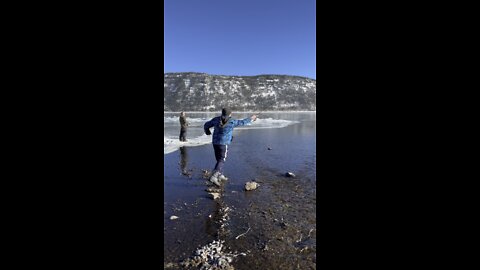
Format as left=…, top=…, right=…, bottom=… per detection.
left=245, top=181, right=259, bottom=191
left=202, top=169, right=211, bottom=179
left=268, top=147, right=272, bottom=150
left=182, top=239, right=237, bottom=270
left=170, top=215, right=179, bottom=220
left=209, top=192, right=221, bottom=200
left=286, top=172, right=296, bottom=177
left=206, top=187, right=221, bottom=193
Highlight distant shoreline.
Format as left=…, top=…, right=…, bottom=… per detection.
left=164, top=72, right=316, bottom=81
left=164, top=111, right=316, bottom=113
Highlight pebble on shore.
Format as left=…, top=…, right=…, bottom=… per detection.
left=170, top=215, right=179, bottom=220
left=181, top=240, right=236, bottom=270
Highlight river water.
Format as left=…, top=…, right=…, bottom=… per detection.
left=164, top=112, right=316, bottom=269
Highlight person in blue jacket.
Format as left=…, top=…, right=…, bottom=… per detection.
left=204, top=108, right=257, bottom=186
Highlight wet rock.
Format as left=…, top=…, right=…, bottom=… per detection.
left=268, top=147, right=272, bottom=150
left=181, top=170, right=192, bottom=177
left=295, top=238, right=316, bottom=253
left=286, top=172, right=296, bottom=177
left=202, top=169, right=211, bottom=178
left=169, top=215, right=179, bottom=220
left=182, top=240, right=237, bottom=270
left=245, top=181, right=259, bottom=191
left=164, top=262, right=176, bottom=269
left=206, top=187, right=221, bottom=193
left=209, top=192, right=221, bottom=200
left=218, top=258, right=228, bottom=267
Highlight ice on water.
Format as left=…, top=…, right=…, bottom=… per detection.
left=163, top=112, right=305, bottom=155
left=164, top=134, right=211, bottom=155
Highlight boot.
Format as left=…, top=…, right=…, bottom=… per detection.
left=218, top=174, right=228, bottom=181
left=209, top=171, right=221, bottom=186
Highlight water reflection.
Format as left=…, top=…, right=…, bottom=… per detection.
left=179, top=146, right=192, bottom=177
left=205, top=199, right=223, bottom=238
left=205, top=185, right=229, bottom=238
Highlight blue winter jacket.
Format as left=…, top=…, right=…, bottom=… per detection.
left=204, top=116, right=252, bottom=145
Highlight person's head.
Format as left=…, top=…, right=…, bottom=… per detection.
left=180, top=111, right=185, bottom=116
left=221, top=108, right=232, bottom=118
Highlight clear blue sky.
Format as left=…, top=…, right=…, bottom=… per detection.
left=164, top=0, right=316, bottom=79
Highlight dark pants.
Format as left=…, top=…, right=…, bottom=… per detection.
left=213, top=144, right=228, bottom=173
left=179, top=128, right=187, bottom=141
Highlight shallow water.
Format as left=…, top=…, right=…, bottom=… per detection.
left=164, top=112, right=316, bottom=269
left=163, top=112, right=303, bottom=154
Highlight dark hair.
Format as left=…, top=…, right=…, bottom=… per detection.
left=221, top=108, right=231, bottom=116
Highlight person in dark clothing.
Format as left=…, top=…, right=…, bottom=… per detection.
left=204, top=108, right=257, bottom=186
left=179, top=111, right=188, bottom=142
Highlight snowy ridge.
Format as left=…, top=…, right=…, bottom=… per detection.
left=164, top=73, right=316, bottom=111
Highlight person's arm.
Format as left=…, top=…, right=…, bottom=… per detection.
left=232, top=115, right=257, bottom=127
left=204, top=118, right=214, bottom=135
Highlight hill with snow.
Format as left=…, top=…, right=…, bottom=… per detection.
left=164, top=72, right=316, bottom=111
